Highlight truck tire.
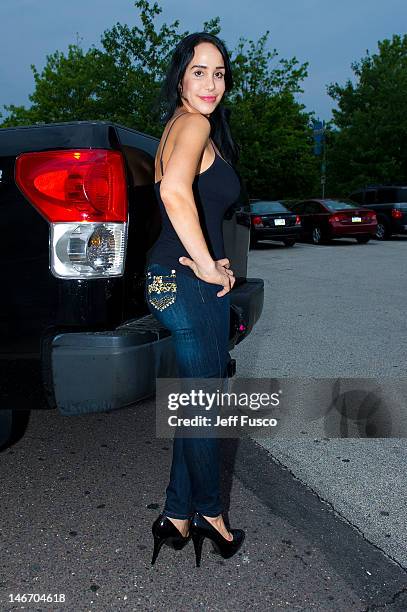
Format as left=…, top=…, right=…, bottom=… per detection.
left=0, top=409, right=31, bottom=452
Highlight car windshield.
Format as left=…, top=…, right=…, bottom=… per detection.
left=325, top=200, right=359, bottom=211
left=250, top=201, right=289, bottom=214
left=397, top=188, right=407, bottom=202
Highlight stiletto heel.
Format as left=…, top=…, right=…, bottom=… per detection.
left=191, top=532, right=205, bottom=567
left=150, top=513, right=191, bottom=565
left=190, top=512, right=245, bottom=567
left=151, top=534, right=165, bottom=565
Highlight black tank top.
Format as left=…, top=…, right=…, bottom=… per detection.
left=148, top=113, right=241, bottom=279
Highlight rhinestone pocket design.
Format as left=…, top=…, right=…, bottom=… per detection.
left=147, top=269, right=177, bottom=311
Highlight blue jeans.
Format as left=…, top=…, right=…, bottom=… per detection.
left=145, top=262, right=230, bottom=519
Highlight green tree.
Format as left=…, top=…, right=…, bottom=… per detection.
left=228, top=32, right=319, bottom=197
left=327, top=34, right=407, bottom=195
left=1, top=0, right=318, bottom=197
left=0, top=45, right=118, bottom=127
left=231, top=92, right=318, bottom=198
left=0, top=1, right=186, bottom=133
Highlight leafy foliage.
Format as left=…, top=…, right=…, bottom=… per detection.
left=1, top=0, right=318, bottom=197
left=327, top=34, right=407, bottom=195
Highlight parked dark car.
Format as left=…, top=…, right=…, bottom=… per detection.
left=0, top=120, right=264, bottom=451
left=249, top=199, right=302, bottom=248
left=288, top=199, right=377, bottom=245
left=349, top=185, right=407, bottom=240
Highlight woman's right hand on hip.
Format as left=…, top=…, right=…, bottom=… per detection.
left=178, top=256, right=235, bottom=296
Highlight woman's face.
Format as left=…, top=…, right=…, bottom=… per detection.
left=179, top=42, right=226, bottom=116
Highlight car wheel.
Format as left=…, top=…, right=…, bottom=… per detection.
left=283, top=239, right=296, bottom=247
left=375, top=219, right=391, bottom=240
left=356, top=236, right=371, bottom=244
left=312, top=225, right=323, bottom=245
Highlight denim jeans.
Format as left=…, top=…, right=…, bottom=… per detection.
left=145, top=262, right=230, bottom=519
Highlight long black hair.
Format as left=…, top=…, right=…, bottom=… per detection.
left=156, top=32, right=240, bottom=166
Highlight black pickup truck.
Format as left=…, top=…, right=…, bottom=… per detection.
left=0, top=121, right=264, bottom=451
left=349, top=185, right=407, bottom=239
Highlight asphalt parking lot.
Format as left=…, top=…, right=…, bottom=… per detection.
left=235, top=235, right=407, bottom=569
left=1, top=235, right=406, bottom=611
left=235, top=235, right=407, bottom=378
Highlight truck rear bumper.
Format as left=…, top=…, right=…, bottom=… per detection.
left=51, top=278, right=264, bottom=416
left=392, top=221, right=407, bottom=234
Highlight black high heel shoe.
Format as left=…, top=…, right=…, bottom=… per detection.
left=151, top=513, right=191, bottom=565
left=190, top=512, right=245, bottom=567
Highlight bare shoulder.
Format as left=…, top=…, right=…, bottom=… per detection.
left=173, top=112, right=211, bottom=137
left=157, top=112, right=212, bottom=184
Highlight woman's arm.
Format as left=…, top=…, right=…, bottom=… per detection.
left=159, top=112, right=217, bottom=274
left=159, top=112, right=235, bottom=295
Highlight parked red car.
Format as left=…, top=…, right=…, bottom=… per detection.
left=288, top=199, right=377, bottom=244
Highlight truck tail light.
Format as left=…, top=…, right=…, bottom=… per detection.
left=392, top=208, right=403, bottom=219
left=295, top=215, right=301, bottom=225
left=15, top=149, right=128, bottom=278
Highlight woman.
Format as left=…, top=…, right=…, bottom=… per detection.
left=145, top=32, right=245, bottom=567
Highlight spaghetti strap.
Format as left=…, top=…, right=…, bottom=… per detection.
left=159, top=112, right=188, bottom=176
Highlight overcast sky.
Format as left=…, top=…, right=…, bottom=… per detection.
left=1, top=0, right=405, bottom=122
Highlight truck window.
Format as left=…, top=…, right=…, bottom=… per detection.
left=377, top=188, right=398, bottom=203
left=395, top=188, right=407, bottom=202
left=364, top=190, right=377, bottom=205
left=350, top=191, right=363, bottom=204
